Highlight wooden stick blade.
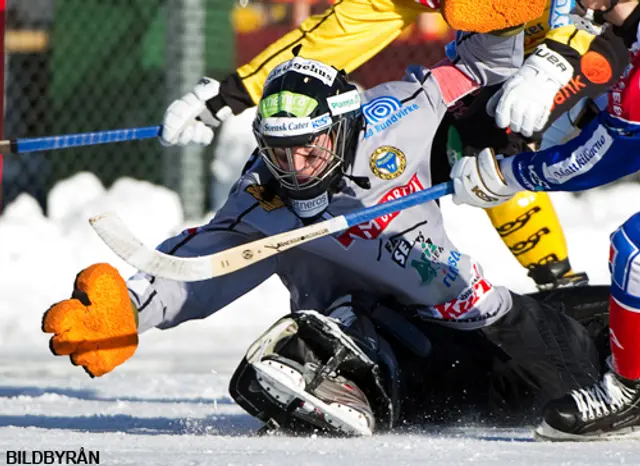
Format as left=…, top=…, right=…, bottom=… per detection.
left=89, top=212, right=349, bottom=282
left=89, top=212, right=213, bottom=281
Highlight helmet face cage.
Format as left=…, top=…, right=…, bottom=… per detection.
left=255, top=118, right=349, bottom=192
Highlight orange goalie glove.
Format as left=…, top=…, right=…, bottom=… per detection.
left=442, top=0, right=544, bottom=34
left=42, top=263, right=138, bottom=377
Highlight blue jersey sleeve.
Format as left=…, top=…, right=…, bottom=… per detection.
left=501, top=113, right=640, bottom=192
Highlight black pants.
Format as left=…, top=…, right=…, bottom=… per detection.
left=389, top=286, right=610, bottom=426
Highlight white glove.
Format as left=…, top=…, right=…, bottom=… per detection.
left=486, top=45, right=574, bottom=137
left=160, top=77, right=232, bottom=147
left=450, top=148, right=519, bottom=208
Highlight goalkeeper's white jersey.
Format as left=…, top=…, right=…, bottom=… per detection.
left=131, top=31, right=522, bottom=334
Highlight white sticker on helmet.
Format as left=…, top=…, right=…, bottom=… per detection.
left=265, top=57, right=338, bottom=87
left=261, top=117, right=312, bottom=136
left=327, top=90, right=361, bottom=115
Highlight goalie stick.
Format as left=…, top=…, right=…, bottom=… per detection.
left=89, top=181, right=454, bottom=282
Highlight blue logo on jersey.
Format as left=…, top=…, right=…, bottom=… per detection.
left=362, top=96, right=402, bottom=124
left=362, top=96, right=419, bottom=138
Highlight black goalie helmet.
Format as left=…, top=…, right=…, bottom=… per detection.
left=253, top=57, right=362, bottom=218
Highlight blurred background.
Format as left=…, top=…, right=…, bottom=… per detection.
left=1, top=0, right=453, bottom=220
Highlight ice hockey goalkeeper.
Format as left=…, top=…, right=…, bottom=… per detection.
left=42, top=30, right=608, bottom=435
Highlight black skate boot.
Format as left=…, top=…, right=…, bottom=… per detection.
left=536, top=371, right=640, bottom=441
left=528, top=258, right=589, bottom=291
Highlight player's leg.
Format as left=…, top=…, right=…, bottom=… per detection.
left=480, top=290, right=602, bottom=414
left=485, top=191, right=588, bottom=289
left=537, top=213, right=640, bottom=441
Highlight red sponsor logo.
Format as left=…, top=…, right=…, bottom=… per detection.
left=336, top=173, right=424, bottom=248
left=432, top=263, right=494, bottom=320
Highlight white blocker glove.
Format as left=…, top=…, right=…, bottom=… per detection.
left=160, top=77, right=233, bottom=147
left=486, top=44, right=574, bottom=137
left=450, top=148, right=519, bottom=208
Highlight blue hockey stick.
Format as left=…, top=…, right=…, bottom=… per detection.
left=90, top=181, right=455, bottom=282
left=0, top=126, right=161, bottom=154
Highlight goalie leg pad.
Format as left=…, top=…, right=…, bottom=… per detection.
left=229, top=310, right=395, bottom=435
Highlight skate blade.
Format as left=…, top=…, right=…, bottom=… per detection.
left=252, top=360, right=373, bottom=437
left=535, top=420, right=640, bottom=442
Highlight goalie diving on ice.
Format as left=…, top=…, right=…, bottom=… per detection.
left=43, top=34, right=609, bottom=436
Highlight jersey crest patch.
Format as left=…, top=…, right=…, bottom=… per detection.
left=369, top=146, right=406, bottom=180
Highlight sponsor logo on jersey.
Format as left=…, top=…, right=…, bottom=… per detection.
left=442, top=250, right=461, bottom=287
left=552, top=75, right=587, bottom=108
left=542, top=125, right=613, bottom=183
left=411, top=258, right=438, bottom=285
left=386, top=237, right=414, bottom=268
left=527, top=165, right=551, bottom=190
left=245, top=184, right=285, bottom=212
left=419, top=263, right=494, bottom=320
left=265, top=57, right=338, bottom=87
left=411, top=239, right=460, bottom=288
left=379, top=222, right=428, bottom=268
left=369, top=146, right=406, bottom=180
left=335, top=173, right=424, bottom=248
left=290, top=192, right=329, bottom=218
left=362, top=96, right=419, bottom=138
left=410, top=234, right=446, bottom=286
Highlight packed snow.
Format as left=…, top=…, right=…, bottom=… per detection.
left=2, top=119, right=640, bottom=463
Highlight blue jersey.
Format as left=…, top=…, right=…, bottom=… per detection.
left=501, top=113, right=640, bottom=192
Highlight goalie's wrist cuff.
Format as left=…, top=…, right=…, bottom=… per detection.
left=206, top=72, right=255, bottom=117
left=498, top=156, right=527, bottom=192
left=526, top=44, right=574, bottom=86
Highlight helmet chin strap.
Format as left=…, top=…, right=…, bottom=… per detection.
left=576, top=0, right=620, bottom=24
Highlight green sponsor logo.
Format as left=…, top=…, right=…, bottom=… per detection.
left=259, top=91, right=318, bottom=118
left=411, top=259, right=438, bottom=286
